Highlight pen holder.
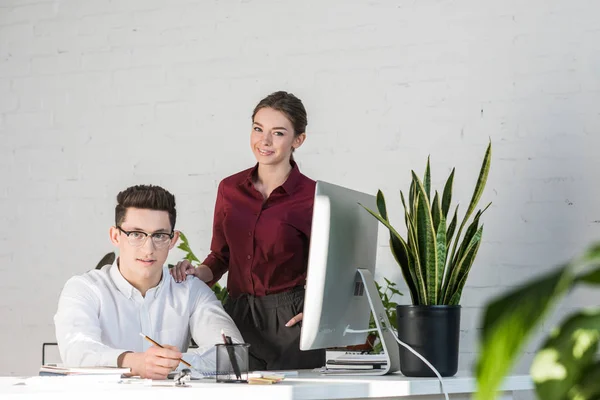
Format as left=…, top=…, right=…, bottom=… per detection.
left=216, top=343, right=250, bottom=383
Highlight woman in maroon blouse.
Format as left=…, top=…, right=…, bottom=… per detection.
left=171, top=91, right=325, bottom=370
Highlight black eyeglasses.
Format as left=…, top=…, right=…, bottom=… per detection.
left=117, top=226, right=175, bottom=249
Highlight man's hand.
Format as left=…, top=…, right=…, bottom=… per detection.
left=285, top=312, right=303, bottom=327
left=120, top=345, right=183, bottom=380
left=170, top=260, right=213, bottom=283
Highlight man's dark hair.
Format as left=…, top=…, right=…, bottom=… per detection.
left=115, top=185, right=176, bottom=231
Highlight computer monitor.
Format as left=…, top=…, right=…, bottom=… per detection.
left=300, top=181, right=400, bottom=375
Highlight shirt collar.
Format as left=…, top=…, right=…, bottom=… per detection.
left=242, top=160, right=302, bottom=195
left=281, top=160, right=301, bottom=194
left=109, top=257, right=167, bottom=299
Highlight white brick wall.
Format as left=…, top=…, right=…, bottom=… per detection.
left=0, top=3, right=599, bottom=392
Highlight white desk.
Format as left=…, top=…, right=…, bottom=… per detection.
left=0, top=371, right=533, bottom=400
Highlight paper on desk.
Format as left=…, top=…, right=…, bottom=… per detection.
left=12, top=375, right=124, bottom=386
left=252, top=370, right=298, bottom=377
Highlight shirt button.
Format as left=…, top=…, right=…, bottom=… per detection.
left=247, top=255, right=251, bottom=260
left=248, top=231, right=252, bottom=237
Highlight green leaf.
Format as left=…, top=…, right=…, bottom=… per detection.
left=531, top=309, right=600, bottom=400
left=435, top=216, right=447, bottom=303
left=400, top=190, right=415, bottom=248
left=400, top=190, right=409, bottom=228
left=452, top=205, right=487, bottom=267
left=443, top=226, right=483, bottom=304
left=177, top=232, right=201, bottom=264
left=571, top=361, right=600, bottom=400
left=577, top=266, right=600, bottom=285
left=441, top=204, right=459, bottom=296
left=412, top=171, right=439, bottom=305
left=431, top=191, right=441, bottom=234
left=441, top=168, right=455, bottom=219
left=475, top=265, right=575, bottom=400
left=360, top=203, right=425, bottom=303
left=360, top=200, right=404, bottom=249
left=400, top=190, right=427, bottom=304
left=424, top=156, right=431, bottom=202
left=376, top=190, right=388, bottom=221
left=447, top=290, right=461, bottom=306
left=391, top=232, right=421, bottom=304
left=576, top=244, right=600, bottom=285
left=582, top=243, right=600, bottom=263
left=448, top=141, right=491, bottom=292
left=368, top=192, right=419, bottom=303
left=446, top=204, right=459, bottom=255
left=464, top=141, right=492, bottom=230
left=408, top=180, right=415, bottom=219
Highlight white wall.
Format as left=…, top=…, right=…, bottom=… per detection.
left=0, top=0, right=599, bottom=382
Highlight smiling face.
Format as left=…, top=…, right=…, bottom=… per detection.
left=250, top=107, right=305, bottom=167
left=109, top=207, right=179, bottom=291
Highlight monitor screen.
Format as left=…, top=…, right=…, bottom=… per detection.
left=300, top=181, right=379, bottom=351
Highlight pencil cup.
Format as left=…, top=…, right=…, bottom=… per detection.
left=215, top=343, right=250, bottom=383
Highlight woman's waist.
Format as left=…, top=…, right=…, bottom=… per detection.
left=228, top=285, right=305, bottom=308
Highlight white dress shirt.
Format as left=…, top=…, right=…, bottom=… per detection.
left=54, top=260, right=243, bottom=374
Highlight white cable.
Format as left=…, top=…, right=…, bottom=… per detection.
left=344, top=327, right=379, bottom=334
left=388, top=327, right=449, bottom=400
left=344, top=324, right=450, bottom=400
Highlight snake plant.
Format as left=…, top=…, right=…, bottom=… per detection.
left=360, top=141, right=492, bottom=305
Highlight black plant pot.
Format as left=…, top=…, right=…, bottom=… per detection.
left=396, top=305, right=461, bottom=377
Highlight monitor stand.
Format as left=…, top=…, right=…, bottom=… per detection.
left=328, top=269, right=401, bottom=376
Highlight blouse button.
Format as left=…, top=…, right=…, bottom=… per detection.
left=247, top=255, right=251, bottom=260
left=248, top=231, right=252, bottom=237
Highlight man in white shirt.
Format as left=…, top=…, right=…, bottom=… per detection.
left=54, top=185, right=243, bottom=379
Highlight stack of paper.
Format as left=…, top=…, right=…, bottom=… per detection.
left=325, top=354, right=388, bottom=370
left=39, top=365, right=130, bottom=378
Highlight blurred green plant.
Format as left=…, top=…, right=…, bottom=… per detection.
left=173, top=231, right=229, bottom=305
left=475, top=243, right=600, bottom=400
left=370, top=278, right=403, bottom=353
left=360, top=141, right=492, bottom=305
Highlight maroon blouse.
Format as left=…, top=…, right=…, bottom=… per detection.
left=202, top=162, right=316, bottom=298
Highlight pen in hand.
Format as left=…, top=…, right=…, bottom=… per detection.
left=139, top=332, right=193, bottom=369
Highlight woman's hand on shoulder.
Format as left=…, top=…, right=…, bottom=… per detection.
left=170, top=260, right=197, bottom=283
left=170, top=260, right=214, bottom=283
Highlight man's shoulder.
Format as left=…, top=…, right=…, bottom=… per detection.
left=183, top=275, right=214, bottom=294
left=62, top=267, right=112, bottom=293
left=169, top=275, right=218, bottom=303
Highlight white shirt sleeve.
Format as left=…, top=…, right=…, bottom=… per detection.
left=182, top=279, right=244, bottom=375
left=54, top=277, right=129, bottom=367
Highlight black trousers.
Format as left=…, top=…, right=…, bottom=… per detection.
left=225, top=287, right=325, bottom=371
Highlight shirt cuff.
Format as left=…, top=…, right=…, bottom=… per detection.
left=202, top=254, right=227, bottom=285
left=100, top=349, right=131, bottom=368
left=180, top=348, right=217, bottom=376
